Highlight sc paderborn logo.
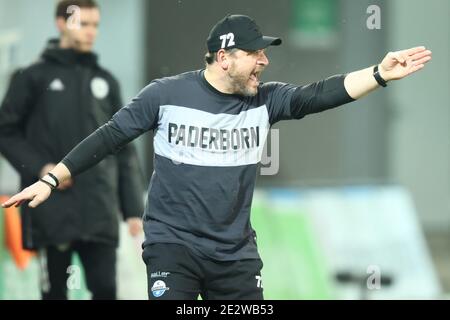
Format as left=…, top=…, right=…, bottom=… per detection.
left=151, top=280, right=170, bottom=298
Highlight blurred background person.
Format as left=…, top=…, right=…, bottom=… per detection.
left=0, top=0, right=144, bottom=299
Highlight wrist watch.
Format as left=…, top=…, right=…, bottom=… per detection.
left=373, top=65, right=388, bottom=87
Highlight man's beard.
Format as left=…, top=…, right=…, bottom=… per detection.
left=227, top=64, right=259, bottom=97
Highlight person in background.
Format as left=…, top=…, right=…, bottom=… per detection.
left=0, top=0, right=145, bottom=299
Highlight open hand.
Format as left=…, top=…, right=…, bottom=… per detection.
left=379, top=46, right=432, bottom=81
left=1, top=181, right=52, bottom=208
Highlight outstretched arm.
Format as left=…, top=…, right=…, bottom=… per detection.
left=344, top=46, right=432, bottom=99
left=267, top=46, right=432, bottom=124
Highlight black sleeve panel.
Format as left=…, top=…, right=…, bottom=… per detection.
left=290, top=74, right=355, bottom=120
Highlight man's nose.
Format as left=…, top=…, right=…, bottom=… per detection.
left=257, top=51, right=269, bottom=66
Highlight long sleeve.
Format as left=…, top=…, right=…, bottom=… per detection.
left=289, top=74, right=355, bottom=119
left=0, top=69, right=49, bottom=178
left=264, top=74, right=355, bottom=125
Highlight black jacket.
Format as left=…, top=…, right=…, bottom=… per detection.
left=0, top=39, right=145, bottom=249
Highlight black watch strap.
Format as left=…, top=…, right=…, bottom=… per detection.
left=47, top=172, right=60, bottom=187
left=39, top=178, right=56, bottom=190
left=373, top=65, right=388, bottom=87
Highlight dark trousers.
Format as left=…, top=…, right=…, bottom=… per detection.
left=143, top=243, right=264, bottom=300
left=38, top=241, right=117, bottom=300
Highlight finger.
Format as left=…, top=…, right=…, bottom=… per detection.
left=412, top=55, right=432, bottom=66
left=14, top=199, right=25, bottom=208
left=410, top=50, right=432, bottom=62
left=28, top=196, right=43, bottom=208
left=408, top=64, right=425, bottom=75
left=404, top=46, right=426, bottom=56
left=2, top=194, right=23, bottom=208
left=1, top=200, right=15, bottom=208
left=1, top=199, right=13, bottom=208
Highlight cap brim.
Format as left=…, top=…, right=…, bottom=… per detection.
left=239, top=36, right=282, bottom=51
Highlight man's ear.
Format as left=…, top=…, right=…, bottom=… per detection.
left=55, top=17, right=67, bottom=33
left=217, top=50, right=229, bottom=70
